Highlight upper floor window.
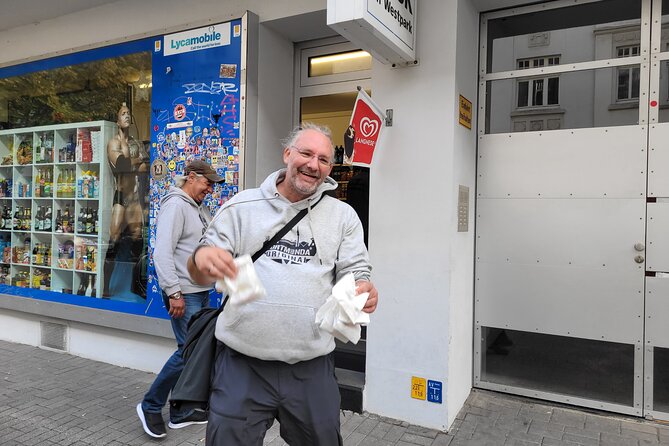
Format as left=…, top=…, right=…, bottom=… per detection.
left=516, top=56, right=560, bottom=108
left=616, top=45, right=640, bottom=101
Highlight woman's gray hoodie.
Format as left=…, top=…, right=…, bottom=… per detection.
left=203, top=169, right=371, bottom=364
left=154, top=186, right=213, bottom=296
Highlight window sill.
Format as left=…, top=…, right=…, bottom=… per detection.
left=510, top=107, right=565, bottom=117
left=608, top=101, right=638, bottom=111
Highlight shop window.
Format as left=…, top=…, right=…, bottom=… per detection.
left=0, top=45, right=153, bottom=308
left=516, top=56, right=560, bottom=108
left=616, top=45, right=640, bottom=102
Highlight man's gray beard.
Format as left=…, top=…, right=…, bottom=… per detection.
left=291, top=176, right=319, bottom=197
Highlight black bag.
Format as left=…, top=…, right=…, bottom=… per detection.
left=131, top=254, right=148, bottom=298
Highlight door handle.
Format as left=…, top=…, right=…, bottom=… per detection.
left=635, top=255, right=645, bottom=264
left=634, top=243, right=645, bottom=251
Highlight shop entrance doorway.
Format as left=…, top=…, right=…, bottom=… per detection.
left=476, top=0, right=669, bottom=419
left=294, top=38, right=372, bottom=411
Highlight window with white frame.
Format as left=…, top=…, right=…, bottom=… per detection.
left=516, top=56, right=560, bottom=108
left=616, top=45, right=640, bottom=101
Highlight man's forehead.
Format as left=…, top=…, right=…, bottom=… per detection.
left=295, top=130, right=331, bottom=151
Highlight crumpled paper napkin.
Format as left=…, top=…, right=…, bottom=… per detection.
left=315, top=273, right=370, bottom=344
left=215, top=254, right=266, bottom=305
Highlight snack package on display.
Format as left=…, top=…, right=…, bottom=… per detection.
left=315, top=272, right=370, bottom=344
left=215, top=254, right=266, bottom=305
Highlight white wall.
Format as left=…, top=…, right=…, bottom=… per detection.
left=448, top=0, right=479, bottom=429
left=0, top=309, right=174, bottom=373
left=255, top=23, right=295, bottom=186
left=364, top=0, right=477, bottom=431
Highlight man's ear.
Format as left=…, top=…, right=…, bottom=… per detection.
left=282, top=147, right=291, bottom=164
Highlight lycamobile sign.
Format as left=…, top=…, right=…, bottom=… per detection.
left=164, top=23, right=231, bottom=56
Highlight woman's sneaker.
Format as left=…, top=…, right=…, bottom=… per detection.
left=136, top=403, right=167, bottom=438
left=168, top=409, right=208, bottom=429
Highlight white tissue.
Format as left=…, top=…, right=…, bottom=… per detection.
left=315, top=273, right=370, bottom=344
left=215, top=254, right=266, bottom=305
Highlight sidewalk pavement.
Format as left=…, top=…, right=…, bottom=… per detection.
left=2, top=339, right=669, bottom=446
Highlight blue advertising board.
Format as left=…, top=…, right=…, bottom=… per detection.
left=145, top=19, right=244, bottom=315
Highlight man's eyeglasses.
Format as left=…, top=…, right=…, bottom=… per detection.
left=290, top=146, right=333, bottom=167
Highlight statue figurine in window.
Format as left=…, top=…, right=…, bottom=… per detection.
left=343, top=124, right=355, bottom=165
left=102, top=103, right=149, bottom=298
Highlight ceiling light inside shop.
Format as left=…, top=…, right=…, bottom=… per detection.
left=309, top=50, right=371, bottom=77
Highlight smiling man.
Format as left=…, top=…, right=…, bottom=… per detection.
left=188, top=122, right=378, bottom=445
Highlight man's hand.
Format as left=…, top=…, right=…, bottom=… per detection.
left=168, top=294, right=186, bottom=319
left=188, top=246, right=238, bottom=285
left=356, top=280, right=378, bottom=313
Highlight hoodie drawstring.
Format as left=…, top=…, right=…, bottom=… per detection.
left=306, top=197, right=324, bottom=265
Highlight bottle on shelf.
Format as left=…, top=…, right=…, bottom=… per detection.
left=34, top=169, right=41, bottom=197
left=55, top=209, right=62, bottom=233
left=34, top=206, right=42, bottom=231
left=77, top=207, right=84, bottom=233
left=23, top=207, right=31, bottom=231
left=13, top=207, right=21, bottom=230
left=85, top=208, right=93, bottom=234
left=56, top=170, right=63, bottom=197
left=62, top=205, right=72, bottom=233
left=44, top=169, right=52, bottom=197
left=0, top=205, right=6, bottom=229
left=43, top=206, right=52, bottom=231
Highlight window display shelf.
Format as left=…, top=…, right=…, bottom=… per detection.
left=0, top=121, right=115, bottom=296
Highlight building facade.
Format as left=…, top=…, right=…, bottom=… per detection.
left=3, top=0, right=663, bottom=433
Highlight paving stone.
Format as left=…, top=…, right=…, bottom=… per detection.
left=541, top=438, right=582, bottom=446
left=622, top=420, right=661, bottom=436
left=551, top=409, right=586, bottom=429
left=621, top=427, right=660, bottom=443
left=398, top=432, right=435, bottom=445
left=600, top=431, right=640, bottom=446
left=405, top=425, right=440, bottom=438
left=562, top=431, right=599, bottom=446
left=564, top=425, right=601, bottom=439
left=345, top=431, right=368, bottom=446
left=430, top=433, right=453, bottom=446
left=504, top=438, right=540, bottom=446
left=356, top=418, right=381, bottom=435
left=384, top=425, right=409, bottom=442
left=585, top=414, right=622, bottom=434
left=369, top=421, right=394, bottom=439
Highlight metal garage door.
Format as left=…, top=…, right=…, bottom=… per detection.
left=475, top=0, right=669, bottom=418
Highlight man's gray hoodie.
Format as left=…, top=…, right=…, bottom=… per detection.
left=154, top=186, right=212, bottom=296
left=203, top=169, right=371, bottom=364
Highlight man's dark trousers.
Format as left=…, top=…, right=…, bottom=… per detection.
left=206, top=345, right=342, bottom=446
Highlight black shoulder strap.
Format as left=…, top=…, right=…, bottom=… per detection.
left=218, top=194, right=326, bottom=312
left=251, top=194, right=325, bottom=262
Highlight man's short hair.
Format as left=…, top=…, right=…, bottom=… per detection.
left=283, top=122, right=335, bottom=155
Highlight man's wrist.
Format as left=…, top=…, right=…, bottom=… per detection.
left=169, top=291, right=183, bottom=300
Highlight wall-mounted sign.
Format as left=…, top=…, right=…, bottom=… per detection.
left=327, top=0, right=417, bottom=64
left=411, top=376, right=427, bottom=400
left=459, top=95, right=472, bottom=130
left=163, top=23, right=231, bottom=56
left=427, top=380, right=442, bottom=404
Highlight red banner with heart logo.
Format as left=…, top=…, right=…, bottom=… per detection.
left=343, top=90, right=383, bottom=167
